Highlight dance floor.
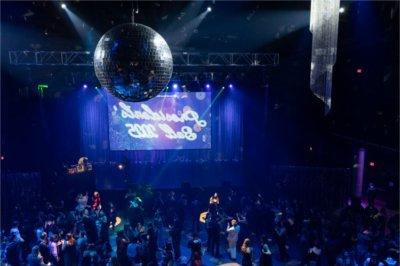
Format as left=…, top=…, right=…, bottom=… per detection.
left=108, top=216, right=303, bottom=266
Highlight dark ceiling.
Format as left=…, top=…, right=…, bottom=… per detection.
left=1, top=1, right=399, bottom=161
left=2, top=1, right=311, bottom=52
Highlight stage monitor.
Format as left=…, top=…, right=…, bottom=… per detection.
left=108, top=92, right=211, bottom=150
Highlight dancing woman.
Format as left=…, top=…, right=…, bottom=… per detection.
left=226, top=219, right=240, bottom=260
left=241, top=238, right=253, bottom=266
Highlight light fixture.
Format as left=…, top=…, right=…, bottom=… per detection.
left=61, top=3, right=67, bottom=9
left=207, top=6, right=212, bottom=12
left=339, top=7, right=345, bottom=13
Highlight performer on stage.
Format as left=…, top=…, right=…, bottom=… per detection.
left=92, top=191, right=101, bottom=211
left=209, top=192, right=220, bottom=205
left=226, top=219, right=240, bottom=260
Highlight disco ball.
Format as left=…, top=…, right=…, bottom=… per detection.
left=94, top=23, right=173, bottom=102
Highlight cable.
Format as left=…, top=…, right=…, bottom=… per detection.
left=131, top=0, right=135, bottom=23
left=131, top=0, right=138, bottom=23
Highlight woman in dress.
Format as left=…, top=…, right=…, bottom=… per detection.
left=91, top=191, right=101, bottom=211
left=62, top=233, right=77, bottom=266
left=241, top=238, right=253, bottom=266
left=259, top=236, right=272, bottom=266
left=226, top=219, right=240, bottom=260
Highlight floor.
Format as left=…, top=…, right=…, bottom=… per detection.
left=109, top=216, right=302, bottom=266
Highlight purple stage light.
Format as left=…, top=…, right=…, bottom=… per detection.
left=205, top=84, right=211, bottom=89
left=228, top=84, right=233, bottom=89
left=83, top=84, right=88, bottom=89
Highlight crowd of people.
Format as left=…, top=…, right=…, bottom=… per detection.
left=1, top=184, right=399, bottom=266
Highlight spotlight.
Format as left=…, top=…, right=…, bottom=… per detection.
left=207, top=6, right=212, bottom=12
left=339, top=7, right=345, bottom=13
left=205, top=84, right=211, bottom=89
left=369, top=161, right=375, bottom=167
left=117, top=164, right=124, bottom=170
left=356, top=68, right=363, bottom=74
left=172, top=83, right=179, bottom=90
left=228, top=84, right=233, bottom=89
left=83, top=84, right=88, bottom=89
left=61, top=3, right=67, bottom=9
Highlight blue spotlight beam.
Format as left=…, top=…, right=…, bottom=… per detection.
left=200, top=86, right=225, bottom=119
left=62, top=7, right=100, bottom=50
left=168, top=10, right=209, bottom=47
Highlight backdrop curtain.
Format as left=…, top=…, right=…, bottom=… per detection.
left=80, top=89, right=243, bottom=164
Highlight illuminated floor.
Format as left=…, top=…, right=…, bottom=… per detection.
left=108, top=216, right=302, bottom=266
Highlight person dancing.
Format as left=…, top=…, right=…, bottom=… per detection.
left=241, top=238, right=253, bottom=266
left=209, top=193, right=220, bottom=205
left=91, top=191, right=101, bottom=211
left=226, top=219, right=240, bottom=260
left=259, top=235, right=272, bottom=266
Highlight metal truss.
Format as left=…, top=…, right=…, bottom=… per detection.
left=9, top=51, right=279, bottom=67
